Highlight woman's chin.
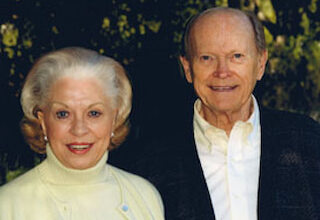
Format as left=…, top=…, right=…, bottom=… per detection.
left=60, top=155, right=99, bottom=170
left=67, top=161, right=96, bottom=170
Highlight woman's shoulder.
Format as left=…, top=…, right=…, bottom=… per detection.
left=0, top=165, right=41, bottom=199
left=108, top=165, right=164, bottom=209
left=108, top=164, right=157, bottom=191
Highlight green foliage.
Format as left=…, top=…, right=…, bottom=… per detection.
left=170, top=0, right=216, bottom=56
left=6, top=167, right=29, bottom=182
left=309, top=0, right=318, bottom=13
left=98, top=1, right=164, bottom=64
left=256, top=0, right=277, bottom=23
left=0, top=151, right=42, bottom=185
left=260, top=0, right=320, bottom=113
left=216, top=0, right=229, bottom=7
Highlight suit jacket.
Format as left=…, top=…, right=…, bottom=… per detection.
left=111, top=107, right=320, bottom=220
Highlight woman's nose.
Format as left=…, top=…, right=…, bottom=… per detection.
left=71, top=118, right=89, bottom=136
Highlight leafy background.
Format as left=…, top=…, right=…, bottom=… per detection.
left=0, top=0, right=319, bottom=185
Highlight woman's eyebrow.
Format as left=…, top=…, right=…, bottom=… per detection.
left=50, top=101, right=69, bottom=108
left=88, top=102, right=105, bottom=108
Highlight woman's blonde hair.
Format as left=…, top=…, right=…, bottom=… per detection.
left=20, top=47, right=132, bottom=153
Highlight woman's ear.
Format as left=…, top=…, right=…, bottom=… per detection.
left=112, top=109, right=118, bottom=132
left=37, top=111, right=47, bottom=136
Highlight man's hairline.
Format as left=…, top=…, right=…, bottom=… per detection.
left=184, top=8, right=261, bottom=60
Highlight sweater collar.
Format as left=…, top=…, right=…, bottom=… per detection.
left=38, top=144, right=109, bottom=185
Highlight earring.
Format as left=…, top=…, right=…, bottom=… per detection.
left=111, top=132, right=114, bottom=138
left=44, top=135, right=48, bottom=142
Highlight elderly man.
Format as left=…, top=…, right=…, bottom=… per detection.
left=113, top=7, right=320, bottom=220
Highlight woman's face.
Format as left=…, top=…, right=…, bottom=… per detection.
left=37, top=76, right=117, bottom=169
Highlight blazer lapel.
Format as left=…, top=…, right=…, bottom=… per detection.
left=191, top=139, right=216, bottom=219
left=257, top=118, right=277, bottom=220
left=177, top=111, right=216, bottom=220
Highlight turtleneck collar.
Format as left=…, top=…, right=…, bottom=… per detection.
left=38, top=144, right=109, bottom=185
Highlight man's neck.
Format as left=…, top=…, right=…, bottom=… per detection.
left=200, top=98, right=254, bottom=136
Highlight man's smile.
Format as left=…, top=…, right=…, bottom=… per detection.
left=208, top=85, right=238, bottom=92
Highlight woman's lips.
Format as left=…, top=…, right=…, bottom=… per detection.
left=66, top=143, right=93, bottom=154
left=209, top=85, right=238, bottom=91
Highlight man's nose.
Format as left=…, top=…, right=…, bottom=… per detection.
left=71, top=117, right=89, bottom=136
left=213, top=58, right=230, bottom=78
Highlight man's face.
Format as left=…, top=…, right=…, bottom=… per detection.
left=181, top=12, right=267, bottom=116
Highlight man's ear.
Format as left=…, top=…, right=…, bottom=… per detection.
left=257, top=49, right=268, bottom=80
left=179, top=56, right=193, bottom=83
left=37, top=111, right=47, bottom=136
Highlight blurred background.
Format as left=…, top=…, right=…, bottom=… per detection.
left=0, top=0, right=319, bottom=185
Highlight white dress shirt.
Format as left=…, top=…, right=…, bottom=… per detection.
left=193, top=96, right=261, bottom=220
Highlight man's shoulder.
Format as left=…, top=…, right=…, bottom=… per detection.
left=260, top=107, right=320, bottom=132
left=260, top=107, right=320, bottom=161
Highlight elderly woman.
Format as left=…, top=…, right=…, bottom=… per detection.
left=0, top=47, right=164, bottom=219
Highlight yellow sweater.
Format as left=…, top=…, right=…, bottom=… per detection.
left=0, top=146, right=164, bottom=220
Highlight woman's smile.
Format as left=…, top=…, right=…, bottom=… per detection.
left=66, top=142, right=94, bottom=154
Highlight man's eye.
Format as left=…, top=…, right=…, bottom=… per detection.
left=231, top=53, right=245, bottom=63
left=88, top=111, right=101, bottom=117
left=233, top=53, right=243, bottom=59
left=200, top=55, right=212, bottom=61
left=56, top=111, right=69, bottom=119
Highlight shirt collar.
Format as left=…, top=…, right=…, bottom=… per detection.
left=193, top=95, right=260, bottom=152
left=247, top=95, right=260, bottom=144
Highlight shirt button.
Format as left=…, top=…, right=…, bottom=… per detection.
left=122, top=204, right=129, bottom=212
left=232, top=193, right=240, bottom=199
left=233, top=155, right=242, bottom=162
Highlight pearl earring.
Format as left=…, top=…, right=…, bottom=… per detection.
left=111, top=132, right=114, bottom=138
left=44, top=135, right=48, bottom=142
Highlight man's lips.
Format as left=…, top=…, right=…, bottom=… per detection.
left=209, top=85, right=238, bottom=91
left=66, top=143, right=93, bottom=154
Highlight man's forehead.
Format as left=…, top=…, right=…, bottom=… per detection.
left=187, top=10, right=258, bottom=56
left=193, top=10, right=253, bottom=33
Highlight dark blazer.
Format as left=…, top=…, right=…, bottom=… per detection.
left=111, top=107, right=320, bottom=220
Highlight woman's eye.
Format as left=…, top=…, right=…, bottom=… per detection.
left=56, top=111, right=69, bottom=119
left=88, top=110, right=101, bottom=117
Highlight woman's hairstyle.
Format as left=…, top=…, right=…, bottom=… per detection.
left=20, top=47, right=132, bottom=153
